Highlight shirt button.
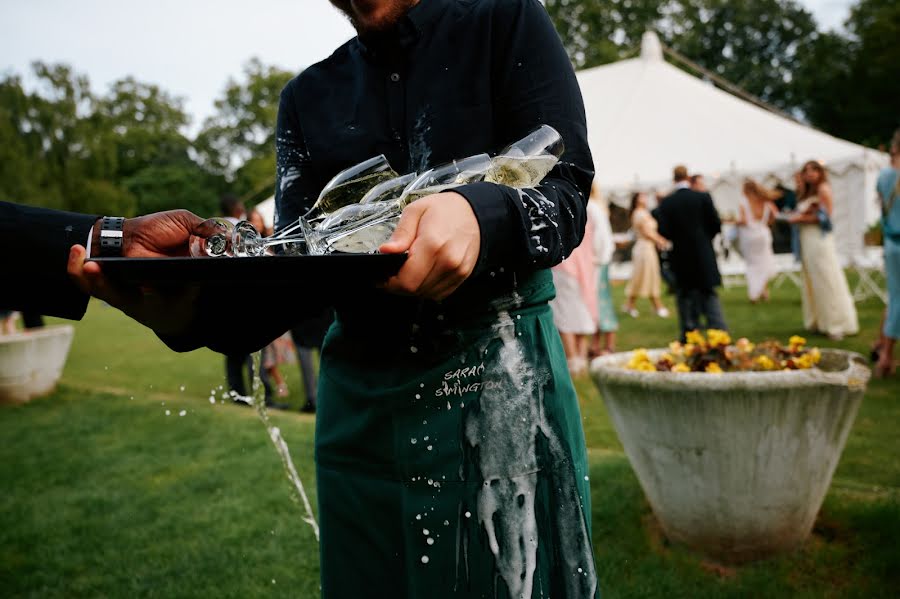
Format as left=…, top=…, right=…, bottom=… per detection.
left=392, top=130, right=402, bottom=141
left=390, top=72, right=400, bottom=82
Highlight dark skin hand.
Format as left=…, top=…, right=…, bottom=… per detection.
left=67, top=209, right=210, bottom=336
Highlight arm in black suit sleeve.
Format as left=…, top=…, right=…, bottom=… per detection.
left=0, top=201, right=96, bottom=320
left=653, top=204, right=671, bottom=240
left=452, top=0, right=594, bottom=275
left=703, top=193, right=721, bottom=239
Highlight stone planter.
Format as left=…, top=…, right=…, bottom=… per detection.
left=0, top=325, right=74, bottom=404
left=590, top=349, right=869, bottom=563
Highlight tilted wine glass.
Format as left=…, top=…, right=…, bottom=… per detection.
left=486, top=124, right=565, bottom=188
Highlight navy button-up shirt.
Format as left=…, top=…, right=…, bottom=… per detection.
left=275, top=0, right=593, bottom=324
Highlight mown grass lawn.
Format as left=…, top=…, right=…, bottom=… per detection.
left=1, top=276, right=898, bottom=598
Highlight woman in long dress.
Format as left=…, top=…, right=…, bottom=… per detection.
left=790, top=161, right=859, bottom=340
left=623, top=192, right=670, bottom=318
left=736, top=179, right=778, bottom=302
left=874, top=129, right=900, bottom=377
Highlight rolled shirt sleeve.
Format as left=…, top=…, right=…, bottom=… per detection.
left=453, top=0, right=594, bottom=277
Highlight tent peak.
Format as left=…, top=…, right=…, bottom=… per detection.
left=641, top=31, right=663, bottom=62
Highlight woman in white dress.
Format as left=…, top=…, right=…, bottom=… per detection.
left=622, top=192, right=670, bottom=318
left=789, top=161, right=859, bottom=340
left=736, top=179, right=778, bottom=302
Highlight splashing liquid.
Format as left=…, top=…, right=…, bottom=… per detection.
left=462, top=311, right=597, bottom=598
left=250, top=352, right=320, bottom=541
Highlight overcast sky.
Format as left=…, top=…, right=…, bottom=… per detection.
left=1, top=0, right=855, bottom=131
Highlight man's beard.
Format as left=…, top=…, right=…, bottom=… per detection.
left=330, top=0, right=419, bottom=36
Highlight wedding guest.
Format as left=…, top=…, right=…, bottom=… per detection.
left=789, top=161, right=859, bottom=340
left=690, top=173, right=707, bottom=192
left=737, top=179, right=779, bottom=302
left=622, top=192, right=670, bottom=318
left=589, top=185, right=618, bottom=357
left=551, top=190, right=601, bottom=375
left=874, top=129, right=900, bottom=377
left=0, top=310, right=18, bottom=335
left=220, top=194, right=245, bottom=225
left=248, top=206, right=294, bottom=400
left=654, top=165, right=727, bottom=340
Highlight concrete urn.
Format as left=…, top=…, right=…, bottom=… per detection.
left=0, top=325, right=74, bottom=404
left=590, top=349, right=869, bottom=563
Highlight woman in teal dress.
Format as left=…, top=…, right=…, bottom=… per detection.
left=875, top=129, right=900, bottom=377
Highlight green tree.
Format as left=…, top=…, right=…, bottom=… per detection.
left=795, top=0, right=899, bottom=145
left=672, top=0, right=818, bottom=111
left=92, top=77, right=193, bottom=180
left=0, top=73, right=51, bottom=205
left=194, top=58, right=294, bottom=197
left=545, top=0, right=819, bottom=112
left=0, top=63, right=99, bottom=210
left=544, top=0, right=681, bottom=68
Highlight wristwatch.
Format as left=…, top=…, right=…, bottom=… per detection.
left=99, top=216, right=126, bottom=257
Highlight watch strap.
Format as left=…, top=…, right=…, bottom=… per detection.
left=99, top=216, right=126, bottom=257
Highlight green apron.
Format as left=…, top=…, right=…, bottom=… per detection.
left=315, top=270, right=598, bottom=598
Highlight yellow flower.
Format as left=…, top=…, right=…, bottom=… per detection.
left=672, top=363, right=691, bottom=373
left=636, top=362, right=657, bottom=372
left=707, top=329, right=732, bottom=348
left=705, top=362, right=723, bottom=374
left=668, top=341, right=683, bottom=354
left=626, top=348, right=655, bottom=371
left=686, top=330, right=706, bottom=346
left=684, top=343, right=696, bottom=357
left=789, top=335, right=807, bottom=349
left=735, top=337, right=755, bottom=352
left=755, top=355, right=775, bottom=370
left=794, top=354, right=816, bottom=369
left=809, top=347, right=822, bottom=364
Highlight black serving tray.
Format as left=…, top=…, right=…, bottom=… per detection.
left=91, top=253, right=407, bottom=286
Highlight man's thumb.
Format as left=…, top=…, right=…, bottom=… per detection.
left=379, top=204, right=423, bottom=254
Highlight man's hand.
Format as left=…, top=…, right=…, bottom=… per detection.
left=67, top=209, right=207, bottom=336
left=379, top=192, right=481, bottom=301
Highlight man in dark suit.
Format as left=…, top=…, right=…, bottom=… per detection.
left=0, top=200, right=203, bottom=333
left=653, top=165, right=728, bottom=340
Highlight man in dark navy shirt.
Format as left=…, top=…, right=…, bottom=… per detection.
left=277, top=2, right=599, bottom=597
left=62, top=1, right=599, bottom=596
left=277, top=0, right=594, bottom=303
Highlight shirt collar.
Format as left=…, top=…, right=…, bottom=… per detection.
left=674, top=181, right=690, bottom=190
left=357, top=0, right=449, bottom=60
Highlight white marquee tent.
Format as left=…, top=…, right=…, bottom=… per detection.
left=575, top=32, right=888, bottom=262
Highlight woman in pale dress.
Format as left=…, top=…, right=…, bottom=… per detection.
left=790, top=161, right=859, bottom=340
left=622, top=192, right=670, bottom=318
left=736, top=179, right=778, bottom=302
